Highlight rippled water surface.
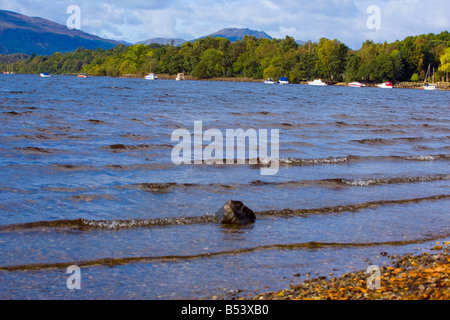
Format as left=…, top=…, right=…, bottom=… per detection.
left=0, top=74, right=449, bottom=299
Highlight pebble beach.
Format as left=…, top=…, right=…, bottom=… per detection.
left=252, top=243, right=450, bottom=300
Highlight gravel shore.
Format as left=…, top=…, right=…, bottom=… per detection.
left=252, top=243, right=450, bottom=300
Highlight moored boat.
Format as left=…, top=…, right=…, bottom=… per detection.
left=307, top=79, right=327, bottom=86
left=40, top=73, right=50, bottom=78
left=278, top=77, right=289, bottom=84
left=347, top=82, right=365, bottom=87
left=77, top=74, right=89, bottom=78
left=422, top=84, right=438, bottom=91
left=176, top=73, right=185, bottom=81
left=263, top=78, right=275, bottom=84
left=145, top=73, right=158, bottom=80
left=377, top=81, right=393, bottom=89
left=422, top=65, right=438, bottom=91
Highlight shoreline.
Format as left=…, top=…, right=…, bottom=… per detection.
left=242, top=243, right=450, bottom=300
left=6, top=73, right=450, bottom=90
left=119, top=74, right=450, bottom=90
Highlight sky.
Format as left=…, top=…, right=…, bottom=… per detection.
left=1, top=0, right=449, bottom=49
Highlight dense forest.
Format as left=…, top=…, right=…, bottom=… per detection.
left=2, top=31, right=450, bottom=84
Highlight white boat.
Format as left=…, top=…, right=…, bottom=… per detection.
left=263, top=78, right=275, bottom=84
left=422, top=65, right=438, bottom=91
left=145, top=73, right=158, bottom=80
left=40, top=73, right=50, bottom=78
left=278, top=77, right=289, bottom=84
left=377, top=81, right=393, bottom=89
left=307, top=79, right=327, bottom=86
left=347, top=82, right=365, bottom=87
left=423, top=84, right=438, bottom=91
left=176, top=73, right=185, bottom=81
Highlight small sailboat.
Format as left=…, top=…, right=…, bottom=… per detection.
left=347, top=82, right=365, bottom=87
left=263, top=78, right=275, bottom=84
left=278, top=77, right=289, bottom=84
left=40, top=73, right=50, bottom=78
left=307, top=79, right=327, bottom=86
left=145, top=73, right=158, bottom=80
left=176, top=73, right=185, bottom=81
left=377, top=81, right=393, bottom=89
left=422, top=65, right=438, bottom=91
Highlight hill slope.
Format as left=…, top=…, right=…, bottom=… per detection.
left=201, top=28, right=273, bottom=42
left=0, top=10, right=123, bottom=55
left=136, top=37, right=187, bottom=47
left=136, top=28, right=272, bottom=47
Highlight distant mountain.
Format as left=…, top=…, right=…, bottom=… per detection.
left=0, top=10, right=124, bottom=55
left=200, top=28, right=273, bottom=42
left=136, top=37, right=187, bottom=47
left=135, top=28, right=307, bottom=48
left=136, top=28, right=272, bottom=47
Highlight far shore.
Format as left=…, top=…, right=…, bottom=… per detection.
left=121, top=73, right=450, bottom=90
left=7, top=72, right=450, bottom=90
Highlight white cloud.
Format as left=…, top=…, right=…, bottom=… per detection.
left=0, top=0, right=448, bottom=47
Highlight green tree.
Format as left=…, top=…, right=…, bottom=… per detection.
left=317, top=38, right=348, bottom=80
left=199, top=48, right=225, bottom=76
left=375, top=52, right=394, bottom=82
left=345, top=54, right=361, bottom=82
left=439, top=47, right=450, bottom=75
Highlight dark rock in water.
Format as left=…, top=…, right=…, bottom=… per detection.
left=216, top=200, right=256, bottom=225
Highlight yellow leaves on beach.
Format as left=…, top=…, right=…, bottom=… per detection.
left=254, top=246, right=450, bottom=301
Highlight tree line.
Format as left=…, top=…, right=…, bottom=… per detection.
left=2, top=31, right=449, bottom=84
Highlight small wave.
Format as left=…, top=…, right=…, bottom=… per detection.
left=104, top=144, right=173, bottom=153
left=250, top=174, right=450, bottom=188
left=119, top=133, right=151, bottom=140
left=276, top=154, right=449, bottom=167
left=68, top=194, right=117, bottom=202
left=13, top=134, right=53, bottom=140
left=337, top=174, right=450, bottom=187
left=2, top=111, right=23, bottom=116
left=1, top=195, right=447, bottom=233
left=120, top=182, right=234, bottom=193
left=0, top=215, right=217, bottom=232
left=99, top=86, right=133, bottom=90
left=87, top=119, right=107, bottom=124
left=15, top=147, right=56, bottom=154
left=401, top=155, right=447, bottom=161
left=53, top=164, right=97, bottom=171
left=105, top=144, right=149, bottom=151
left=259, top=194, right=450, bottom=217
left=2, top=233, right=449, bottom=271
left=351, top=138, right=396, bottom=145
left=278, top=156, right=351, bottom=166
left=352, top=137, right=446, bottom=145
left=117, top=174, right=449, bottom=194
left=82, top=215, right=217, bottom=229
left=136, top=182, right=178, bottom=193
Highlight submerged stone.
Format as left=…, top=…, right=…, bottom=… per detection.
left=215, top=200, right=256, bottom=225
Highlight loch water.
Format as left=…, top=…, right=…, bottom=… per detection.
left=0, top=74, right=449, bottom=299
